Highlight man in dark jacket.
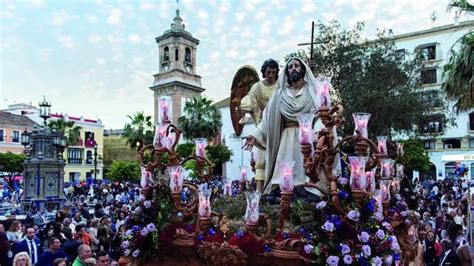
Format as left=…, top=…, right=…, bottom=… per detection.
left=37, top=237, right=69, bottom=266
left=14, top=227, right=43, bottom=265
left=62, top=228, right=81, bottom=262
left=439, top=239, right=461, bottom=265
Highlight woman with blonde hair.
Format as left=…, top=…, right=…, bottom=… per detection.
left=13, top=251, right=31, bottom=266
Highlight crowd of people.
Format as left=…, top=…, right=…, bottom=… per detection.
left=411, top=177, right=472, bottom=265
left=0, top=174, right=471, bottom=266
left=0, top=180, right=143, bottom=266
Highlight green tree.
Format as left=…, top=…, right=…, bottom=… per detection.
left=0, top=152, right=26, bottom=175
left=442, top=27, right=473, bottom=113
left=48, top=119, right=82, bottom=146
left=177, top=96, right=223, bottom=140
left=289, top=21, right=450, bottom=138
left=106, top=160, right=141, bottom=182
left=397, top=139, right=431, bottom=173
left=206, top=144, right=233, bottom=166
left=122, top=111, right=154, bottom=150
left=176, top=142, right=195, bottom=159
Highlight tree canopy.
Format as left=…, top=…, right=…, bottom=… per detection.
left=48, top=119, right=82, bottom=146
left=287, top=21, right=451, bottom=139
left=122, top=111, right=154, bottom=150
left=0, top=152, right=26, bottom=175
left=177, top=96, right=223, bottom=140
left=105, top=160, right=141, bottom=182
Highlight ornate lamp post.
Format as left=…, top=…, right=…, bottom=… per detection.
left=39, top=96, right=51, bottom=126
left=22, top=97, right=66, bottom=210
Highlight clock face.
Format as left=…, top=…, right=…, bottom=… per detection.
left=185, top=65, right=192, bottom=73
left=162, top=63, right=169, bottom=72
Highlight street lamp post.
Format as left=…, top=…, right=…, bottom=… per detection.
left=93, top=143, right=98, bottom=181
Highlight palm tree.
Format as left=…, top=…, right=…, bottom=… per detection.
left=178, top=96, right=223, bottom=140
left=443, top=1, right=474, bottom=113
left=48, top=119, right=82, bottom=146
left=122, top=111, right=154, bottom=150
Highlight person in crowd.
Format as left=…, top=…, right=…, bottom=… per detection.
left=438, top=239, right=461, bottom=265
left=37, top=237, right=69, bottom=266
left=13, top=227, right=42, bottom=265
left=13, top=252, right=31, bottom=266
left=72, top=244, right=93, bottom=266
left=423, top=229, right=438, bottom=266
left=52, top=258, right=66, bottom=266
left=74, top=225, right=92, bottom=246
left=0, top=226, right=11, bottom=266
left=62, top=228, right=81, bottom=262
left=95, top=250, right=110, bottom=266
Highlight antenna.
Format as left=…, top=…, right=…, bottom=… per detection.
left=176, top=0, right=179, bottom=10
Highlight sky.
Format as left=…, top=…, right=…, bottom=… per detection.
left=0, top=0, right=469, bottom=129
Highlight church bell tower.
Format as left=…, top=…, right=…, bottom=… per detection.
left=150, top=7, right=204, bottom=125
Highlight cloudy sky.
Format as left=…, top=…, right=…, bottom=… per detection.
left=0, top=0, right=467, bottom=129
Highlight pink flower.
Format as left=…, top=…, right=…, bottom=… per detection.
left=343, top=254, right=353, bottom=264
left=304, top=244, right=314, bottom=254
left=358, top=231, right=370, bottom=243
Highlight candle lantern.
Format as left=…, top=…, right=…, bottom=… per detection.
left=278, top=161, right=295, bottom=192
left=159, top=96, right=172, bottom=123
left=379, top=179, right=392, bottom=205
left=198, top=184, right=211, bottom=218
left=315, top=76, right=332, bottom=109
left=240, top=166, right=248, bottom=183
left=169, top=166, right=184, bottom=193
left=396, top=143, right=404, bottom=157
left=245, top=191, right=261, bottom=224
left=352, top=113, right=371, bottom=138
left=380, top=159, right=395, bottom=179
left=396, top=164, right=404, bottom=179
left=376, top=135, right=388, bottom=156
left=140, top=166, right=152, bottom=189
left=224, top=178, right=233, bottom=197
left=365, top=167, right=377, bottom=194
left=194, top=138, right=207, bottom=158
left=153, top=123, right=169, bottom=149
left=348, top=156, right=369, bottom=191
left=278, top=161, right=295, bottom=228
left=297, top=113, right=314, bottom=145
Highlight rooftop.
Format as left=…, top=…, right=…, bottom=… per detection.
left=0, top=111, right=38, bottom=127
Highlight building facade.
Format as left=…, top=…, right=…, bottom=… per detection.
left=0, top=111, right=38, bottom=154
left=150, top=8, right=205, bottom=125
left=392, top=20, right=474, bottom=180
left=2, top=104, right=104, bottom=182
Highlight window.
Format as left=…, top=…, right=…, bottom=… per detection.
left=469, top=139, right=474, bottom=148
left=423, top=139, right=436, bottom=149
left=445, top=162, right=456, bottom=179
left=443, top=139, right=461, bottom=149
left=471, top=164, right=474, bottom=179
left=469, top=112, right=474, bottom=131
left=420, top=90, right=442, bottom=108
left=175, top=48, right=179, bottom=61
left=11, top=131, right=19, bottom=142
left=86, top=150, right=93, bottom=164
left=0, top=129, right=3, bottom=142
left=185, top=47, right=191, bottom=63
left=85, top=131, right=95, bottom=148
left=67, top=148, right=83, bottom=164
left=163, top=46, right=169, bottom=61
left=419, top=115, right=443, bottom=134
left=421, top=68, right=437, bottom=85
left=395, top=49, right=405, bottom=61
left=419, top=45, right=436, bottom=61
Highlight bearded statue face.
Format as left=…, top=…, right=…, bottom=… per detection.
left=286, top=59, right=305, bottom=84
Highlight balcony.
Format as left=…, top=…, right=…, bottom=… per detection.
left=84, top=139, right=96, bottom=148
left=67, top=158, right=83, bottom=165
